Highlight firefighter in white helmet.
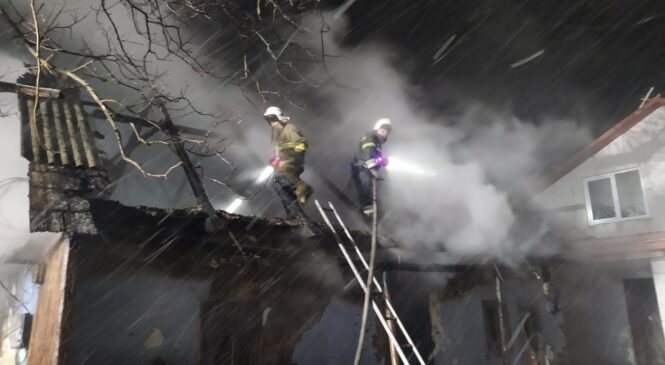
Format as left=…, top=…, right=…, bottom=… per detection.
left=263, top=106, right=313, bottom=218
left=351, top=118, right=392, bottom=218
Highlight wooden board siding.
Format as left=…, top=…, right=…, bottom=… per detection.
left=26, top=239, right=69, bottom=365
left=571, top=231, right=665, bottom=260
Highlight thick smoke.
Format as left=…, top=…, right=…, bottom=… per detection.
left=0, top=53, right=62, bottom=261
left=0, top=0, right=259, bottom=209
left=0, top=2, right=593, bottom=263
left=0, top=52, right=62, bottom=331
left=286, top=12, right=593, bottom=261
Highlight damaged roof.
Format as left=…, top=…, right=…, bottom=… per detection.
left=78, top=199, right=471, bottom=272
left=17, top=73, right=102, bottom=169
left=87, top=198, right=349, bottom=259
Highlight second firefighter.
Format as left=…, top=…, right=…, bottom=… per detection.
left=352, top=118, right=392, bottom=218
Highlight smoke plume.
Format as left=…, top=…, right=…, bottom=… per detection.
left=284, top=12, right=593, bottom=262
left=0, top=3, right=593, bottom=263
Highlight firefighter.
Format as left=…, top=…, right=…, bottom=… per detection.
left=539, top=266, right=560, bottom=315
left=352, top=118, right=392, bottom=218
left=264, top=106, right=312, bottom=218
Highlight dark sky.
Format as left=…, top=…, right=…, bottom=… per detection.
left=332, top=0, right=665, bottom=133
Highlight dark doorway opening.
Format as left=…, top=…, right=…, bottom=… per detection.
left=623, top=278, right=665, bottom=365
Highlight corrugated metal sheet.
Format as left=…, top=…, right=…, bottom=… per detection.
left=18, top=75, right=102, bottom=169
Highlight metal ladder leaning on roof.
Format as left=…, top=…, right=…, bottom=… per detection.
left=314, top=200, right=427, bottom=365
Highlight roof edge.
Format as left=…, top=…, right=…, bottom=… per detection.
left=539, top=97, right=665, bottom=189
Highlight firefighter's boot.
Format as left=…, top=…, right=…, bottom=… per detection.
left=360, top=205, right=374, bottom=224
left=294, top=182, right=313, bottom=205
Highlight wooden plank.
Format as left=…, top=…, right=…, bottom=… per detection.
left=0, top=80, right=62, bottom=98
left=573, top=231, right=665, bottom=259
left=26, top=238, right=69, bottom=365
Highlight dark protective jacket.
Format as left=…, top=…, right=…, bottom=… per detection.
left=272, top=122, right=307, bottom=166
left=354, top=131, right=383, bottom=167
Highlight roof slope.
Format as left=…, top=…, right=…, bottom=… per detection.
left=541, top=96, right=665, bottom=188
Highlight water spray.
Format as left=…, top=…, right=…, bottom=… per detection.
left=224, top=163, right=275, bottom=213
left=385, top=156, right=436, bottom=177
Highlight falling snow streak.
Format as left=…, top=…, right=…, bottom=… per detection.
left=432, top=35, right=456, bottom=65
left=334, top=0, right=359, bottom=20
left=277, top=26, right=310, bottom=60
left=510, top=49, right=546, bottom=68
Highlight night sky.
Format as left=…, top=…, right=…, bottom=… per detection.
left=332, top=0, right=665, bottom=133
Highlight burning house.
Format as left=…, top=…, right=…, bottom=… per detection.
left=0, top=73, right=466, bottom=364
left=1, top=73, right=665, bottom=365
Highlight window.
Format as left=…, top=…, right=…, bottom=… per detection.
left=583, top=168, right=648, bottom=224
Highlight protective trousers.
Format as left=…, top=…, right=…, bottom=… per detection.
left=273, top=163, right=311, bottom=218
left=351, top=165, right=374, bottom=215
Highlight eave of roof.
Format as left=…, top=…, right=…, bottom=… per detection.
left=539, top=96, right=665, bottom=189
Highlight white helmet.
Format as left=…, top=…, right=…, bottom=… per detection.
left=373, top=118, right=392, bottom=131
left=264, top=106, right=289, bottom=122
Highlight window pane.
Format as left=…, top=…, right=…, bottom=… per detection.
left=588, top=178, right=616, bottom=220
left=616, top=170, right=647, bottom=217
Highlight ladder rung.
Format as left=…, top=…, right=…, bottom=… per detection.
left=315, top=199, right=426, bottom=365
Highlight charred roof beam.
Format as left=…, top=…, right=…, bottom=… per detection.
left=0, top=80, right=63, bottom=98
left=81, top=100, right=220, bottom=138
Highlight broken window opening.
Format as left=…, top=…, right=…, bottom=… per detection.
left=623, top=278, right=665, bottom=365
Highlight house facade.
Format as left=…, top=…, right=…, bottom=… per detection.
left=537, top=97, right=665, bottom=365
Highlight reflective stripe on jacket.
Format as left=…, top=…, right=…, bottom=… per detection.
left=354, top=131, right=382, bottom=166
left=272, top=122, right=307, bottom=164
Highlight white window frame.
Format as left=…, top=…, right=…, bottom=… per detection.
left=582, top=167, right=649, bottom=225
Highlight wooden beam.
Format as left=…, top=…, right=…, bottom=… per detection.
left=0, top=80, right=63, bottom=98
left=26, top=238, right=70, bottom=365
left=82, top=101, right=220, bottom=138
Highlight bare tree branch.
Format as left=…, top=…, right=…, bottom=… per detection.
left=59, top=68, right=182, bottom=178
left=1, top=0, right=331, bottom=232
left=29, top=0, right=42, bottom=133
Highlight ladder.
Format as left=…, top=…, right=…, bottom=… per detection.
left=314, top=200, right=426, bottom=365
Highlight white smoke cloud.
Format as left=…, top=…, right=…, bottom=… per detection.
left=0, top=2, right=593, bottom=263
left=0, top=51, right=62, bottom=333
left=287, top=12, right=592, bottom=262
left=0, top=52, right=49, bottom=262
left=0, top=0, right=260, bottom=208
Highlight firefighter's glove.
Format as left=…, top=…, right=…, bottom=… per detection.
left=269, top=156, right=281, bottom=168
left=363, top=156, right=388, bottom=170
left=363, top=159, right=378, bottom=169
